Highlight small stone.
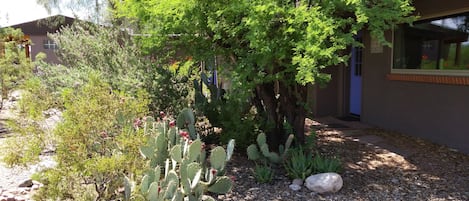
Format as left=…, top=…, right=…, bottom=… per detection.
left=31, top=185, right=40, bottom=191
left=18, top=179, right=33, bottom=188
left=32, top=180, right=43, bottom=186
left=15, top=196, right=26, bottom=201
left=4, top=193, right=15, bottom=201
left=391, top=178, right=399, bottom=184
left=292, top=178, right=303, bottom=186
left=305, top=172, right=343, bottom=193
left=289, top=184, right=302, bottom=191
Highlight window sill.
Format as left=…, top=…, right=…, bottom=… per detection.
left=386, top=73, right=469, bottom=86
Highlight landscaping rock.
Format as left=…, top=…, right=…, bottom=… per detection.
left=305, top=173, right=343, bottom=193
left=292, top=179, right=303, bottom=186
left=17, top=180, right=32, bottom=188
left=289, top=184, right=301, bottom=191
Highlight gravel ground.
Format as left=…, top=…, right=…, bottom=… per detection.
left=1, top=98, right=468, bottom=201
left=219, top=126, right=469, bottom=201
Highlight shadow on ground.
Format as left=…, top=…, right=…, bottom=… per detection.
left=313, top=117, right=469, bottom=200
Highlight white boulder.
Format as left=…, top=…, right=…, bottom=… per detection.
left=305, top=172, right=343, bottom=193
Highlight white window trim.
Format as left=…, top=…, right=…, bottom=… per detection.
left=390, top=10, right=469, bottom=77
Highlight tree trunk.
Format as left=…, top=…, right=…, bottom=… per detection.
left=278, top=81, right=307, bottom=145
left=255, top=82, right=284, bottom=150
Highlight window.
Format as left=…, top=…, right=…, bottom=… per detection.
left=43, top=39, right=58, bottom=50
left=393, top=12, right=469, bottom=73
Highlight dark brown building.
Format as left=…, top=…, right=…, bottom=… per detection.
left=8, top=15, right=75, bottom=64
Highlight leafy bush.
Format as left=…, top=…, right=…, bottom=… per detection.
left=50, top=22, right=145, bottom=95
left=34, top=74, right=149, bottom=200
left=193, top=73, right=258, bottom=150
left=283, top=146, right=314, bottom=180
left=0, top=27, right=33, bottom=108
left=253, top=164, right=274, bottom=184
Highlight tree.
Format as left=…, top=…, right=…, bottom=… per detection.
left=114, top=0, right=415, bottom=148
left=0, top=28, right=33, bottom=108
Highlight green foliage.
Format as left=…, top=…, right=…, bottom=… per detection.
left=34, top=74, right=149, bottom=200
left=305, top=129, right=318, bottom=150
left=114, top=0, right=416, bottom=148
left=0, top=27, right=33, bottom=108
left=194, top=72, right=257, bottom=150
left=136, top=108, right=235, bottom=200
left=246, top=133, right=293, bottom=164
left=50, top=22, right=145, bottom=95
left=312, top=154, right=342, bottom=174
left=253, top=164, right=274, bottom=184
left=283, top=146, right=313, bottom=180
left=1, top=119, right=46, bottom=167
left=18, top=77, right=57, bottom=119
left=146, top=60, right=195, bottom=115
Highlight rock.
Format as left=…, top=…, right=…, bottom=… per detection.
left=18, top=179, right=33, bottom=188
left=305, top=173, right=343, bottom=193
left=15, top=196, right=26, bottom=201
left=3, top=193, right=15, bottom=201
left=9, top=90, right=22, bottom=102
left=31, top=185, right=40, bottom=191
left=292, top=178, right=303, bottom=186
left=289, top=184, right=302, bottom=191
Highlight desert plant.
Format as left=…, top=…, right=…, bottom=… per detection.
left=134, top=108, right=235, bottom=201
left=33, top=74, right=150, bottom=200
left=312, top=154, right=342, bottom=174
left=193, top=71, right=258, bottom=151
left=0, top=27, right=33, bottom=108
left=253, top=164, right=274, bottom=184
left=305, top=129, right=317, bottom=150
left=283, top=146, right=314, bottom=180
left=246, top=132, right=294, bottom=164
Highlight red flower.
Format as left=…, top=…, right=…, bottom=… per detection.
left=169, top=121, right=176, bottom=127
left=179, top=131, right=189, bottom=139
left=211, top=169, right=217, bottom=175
left=159, top=111, right=166, bottom=118
left=133, top=118, right=142, bottom=128
left=201, top=143, right=206, bottom=150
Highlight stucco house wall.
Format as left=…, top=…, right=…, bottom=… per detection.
left=360, top=0, right=469, bottom=153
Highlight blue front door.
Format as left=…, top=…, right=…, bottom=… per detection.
left=349, top=35, right=362, bottom=116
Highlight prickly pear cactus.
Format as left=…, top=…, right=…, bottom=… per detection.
left=136, top=108, right=234, bottom=201
left=246, top=133, right=294, bottom=164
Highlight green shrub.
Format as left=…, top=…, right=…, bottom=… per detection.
left=253, top=164, right=274, bottom=184
left=194, top=74, right=258, bottom=150
left=34, top=74, right=149, bottom=200
left=312, top=154, right=342, bottom=174
left=0, top=27, right=33, bottom=108
left=283, top=146, right=314, bottom=180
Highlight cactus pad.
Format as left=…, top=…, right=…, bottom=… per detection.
left=207, top=176, right=232, bottom=194
left=210, top=147, right=227, bottom=171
